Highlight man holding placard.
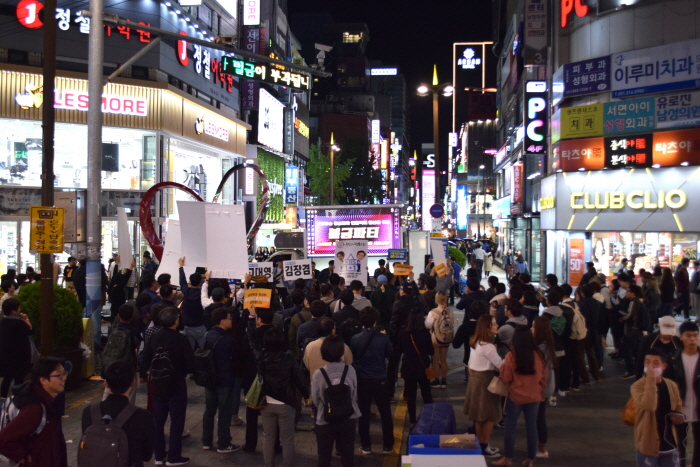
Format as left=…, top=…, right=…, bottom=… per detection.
left=178, top=257, right=207, bottom=351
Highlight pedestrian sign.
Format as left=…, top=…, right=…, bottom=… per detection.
left=30, top=206, right=65, bottom=254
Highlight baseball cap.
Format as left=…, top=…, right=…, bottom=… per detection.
left=401, top=282, right=414, bottom=293
left=211, top=287, right=225, bottom=301
left=377, top=275, right=388, bottom=283
left=659, top=316, right=676, bottom=336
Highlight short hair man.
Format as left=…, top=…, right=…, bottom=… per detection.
left=621, top=285, right=650, bottom=379
left=303, top=317, right=353, bottom=383
left=0, top=357, right=68, bottom=467
left=177, top=257, right=206, bottom=351
left=82, top=360, right=156, bottom=467
left=631, top=348, right=683, bottom=466
left=671, top=321, right=700, bottom=465
left=636, top=316, right=681, bottom=380
left=351, top=307, right=394, bottom=454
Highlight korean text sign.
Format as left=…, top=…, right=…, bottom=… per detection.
left=603, top=97, right=655, bottom=135
left=244, top=288, right=272, bottom=308
left=604, top=135, right=653, bottom=168
left=656, top=91, right=700, bottom=129
left=283, top=260, right=312, bottom=280
left=29, top=206, right=64, bottom=253
left=558, top=138, right=605, bottom=171
left=611, top=38, right=700, bottom=98
left=336, top=240, right=369, bottom=286
left=569, top=239, right=584, bottom=286
left=387, top=249, right=408, bottom=262
left=563, top=56, right=610, bottom=97
left=560, top=104, right=603, bottom=139
left=221, top=56, right=310, bottom=91
left=392, top=264, right=413, bottom=276
left=248, top=262, right=273, bottom=282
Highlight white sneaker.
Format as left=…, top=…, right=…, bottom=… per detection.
left=557, top=390, right=567, bottom=397
left=536, top=451, right=549, bottom=459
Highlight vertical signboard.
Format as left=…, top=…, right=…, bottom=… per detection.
left=242, top=27, right=260, bottom=110
left=29, top=206, right=64, bottom=253
left=524, top=81, right=548, bottom=155
left=456, top=184, right=468, bottom=231
left=453, top=42, right=491, bottom=129
left=569, top=238, right=585, bottom=286
left=524, top=0, right=547, bottom=66
left=284, top=165, right=298, bottom=206
left=243, top=0, right=260, bottom=25
left=563, top=56, right=610, bottom=98
left=421, top=169, right=436, bottom=231
left=371, top=119, right=381, bottom=144
left=510, top=162, right=523, bottom=214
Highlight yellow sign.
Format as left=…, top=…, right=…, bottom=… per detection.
left=434, top=263, right=448, bottom=277
left=560, top=104, right=604, bottom=140
left=244, top=288, right=273, bottom=308
left=29, top=206, right=65, bottom=254
left=540, top=196, right=555, bottom=210
left=392, top=264, right=414, bottom=276
left=570, top=189, right=686, bottom=210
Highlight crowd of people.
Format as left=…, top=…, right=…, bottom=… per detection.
left=2, top=248, right=700, bottom=467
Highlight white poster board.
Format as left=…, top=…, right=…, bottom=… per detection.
left=248, top=262, right=274, bottom=282
left=177, top=201, right=249, bottom=279
left=430, top=238, right=448, bottom=265
left=157, top=220, right=196, bottom=281
left=336, top=240, right=369, bottom=286
left=116, top=207, right=133, bottom=263
left=283, top=259, right=312, bottom=280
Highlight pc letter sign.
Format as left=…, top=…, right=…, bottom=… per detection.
left=524, top=81, right=548, bottom=155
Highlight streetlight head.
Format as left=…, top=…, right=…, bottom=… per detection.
left=479, top=165, right=485, bottom=169
left=332, top=145, right=340, bottom=151
left=417, top=85, right=429, bottom=95
left=444, top=85, right=455, bottom=93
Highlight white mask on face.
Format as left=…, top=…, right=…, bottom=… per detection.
left=644, top=366, right=663, bottom=378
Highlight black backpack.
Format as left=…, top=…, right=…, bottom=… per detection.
left=149, top=333, right=177, bottom=398
left=338, top=318, right=362, bottom=346
left=319, top=365, right=353, bottom=423
left=101, top=327, right=134, bottom=370
left=77, top=403, right=137, bottom=467
left=193, top=334, right=223, bottom=388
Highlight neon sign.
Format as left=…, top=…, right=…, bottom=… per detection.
left=561, top=0, right=589, bottom=27
left=524, top=81, right=547, bottom=155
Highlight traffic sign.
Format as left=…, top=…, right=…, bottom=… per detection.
left=429, top=204, right=444, bottom=218
left=30, top=206, right=65, bottom=254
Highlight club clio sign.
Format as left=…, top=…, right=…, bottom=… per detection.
left=15, top=84, right=148, bottom=116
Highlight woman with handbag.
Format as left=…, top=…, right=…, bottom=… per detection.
left=425, top=292, right=454, bottom=389
left=397, top=308, right=434, bottom=424
left=492, top=327, right=547, bottom=467
left=531, top=316, right=558, bottom=460
left=464, top=314, right=502, bottom=458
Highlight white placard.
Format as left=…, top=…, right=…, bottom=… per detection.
left=412, top=454, right=487, bottom=467
left=116, top=207, right=133, bottom=263
left=430, top=238, right=448, bottom=265
left=248, top=262, right=273, bottom=282
left=258, top=88, right=284, bottom=152
left=283, top=259, right=312, bottom=280
left=336, top=240, right=368, bottom=286
left=177, top=201, right=249, bottom=279
left=158, top=220, right=196, bottom=281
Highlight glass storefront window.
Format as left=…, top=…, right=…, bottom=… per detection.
left=530, top=217, right=541, bottom=281
left=0, top=119, right=156, bottom=190
left=0, top=221, right=18, bottom=272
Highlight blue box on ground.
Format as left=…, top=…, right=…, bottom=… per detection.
left=407, top=435, right=481, bottom=455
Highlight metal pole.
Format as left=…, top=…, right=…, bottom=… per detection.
left=86, top=0, right=105, bottom=348
left=482, top=171, right=485, bottom=241
left=329, top=148, right=334, bottom=204
left=106, top=37, right=161, bottom=82
left=432, top=91, right=440, bottom=202
left=39, top=0, right=57, bottom=356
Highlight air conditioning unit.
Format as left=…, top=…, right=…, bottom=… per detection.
left=214, top=35, right=236, bottom=44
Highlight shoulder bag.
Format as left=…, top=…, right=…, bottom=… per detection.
left=410, top=334, right=437, bottom=380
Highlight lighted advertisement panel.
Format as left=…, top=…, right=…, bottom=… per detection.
left=422, top=169, right=436, bottom=231
left=456, top=185, right=468, bottom=231
left=524, top=81, right=548, bottom=155
left=305, top=207, right=401, bottom=256
left=258, top=88, right=284, bottom=152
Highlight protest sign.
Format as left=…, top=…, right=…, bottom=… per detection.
left=248, top=262, right=273, bottom=282
left=336, top=240, right=369, bottom=286
left=283, top=259, right=313, bottom=280
left=430, top=238, right=448, bottom=264
left=434, top=262, right=449, bottom=277
left=392, top=263, right=414, bottom=276
left=244, top=288, right=273, bottom=308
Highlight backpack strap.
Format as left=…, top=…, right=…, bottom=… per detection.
left=356, top=331, right=376, bottom=363
left=111, top=403, right=138, bottom=428
left=339, top=364, right=349, bottom=385
left=90, top=403, right=103, bottom=425
left=319, top=367, right=332, bottom=386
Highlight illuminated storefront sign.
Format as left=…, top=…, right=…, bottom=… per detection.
left=371, top=119, right=381, bottom=144
left=545, top=166, right=698, bottom=232
left=524, top=81, right=547, bottom=154
left=457, top=48, right=482, bottom=70
left=370, top=68, right=398, bottom=76
left=457, top=185, right=468, bottom=230
left=294, top=118, right=309, bottom=138
left=605, top=135, right=653, bottom=168
left=560, top=104, right=603, bottom=139
left=305, top=207, right=401, bottom=256
left=15, top=85, right=148, bottom=116
left=540, top=196, right=555, bottom=210
left=221, top=56, right=310, bottom=91
left=243, top=0, right=260, bottom=25
left=194, top=115, right=229, bottom=141
left=561, top=0, right=589, bottom=27
left=422, top=169, right=436, bottom=231
left=258, top=89, right=284, bottom=152
left=284, top=165, right=298, bottom=206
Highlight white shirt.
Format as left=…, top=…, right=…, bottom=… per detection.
left=467, top=342, right=503, bottom=371
left=682, top=352, right=699, bottom=422
left=472, top=249, right=486, bottom=261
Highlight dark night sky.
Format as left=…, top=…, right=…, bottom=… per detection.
left=287, top=0, right=494, bottom=158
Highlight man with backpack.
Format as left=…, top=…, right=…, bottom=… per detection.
left=304, top=318, right=354, bottom=385
left=177, top=257, right=206, bottom=350
left=0, top=356, right=68, bottom=467
left=139, top=307, right=195, bottom=466
left=497, top=299, right=528, bottom=356
left=351, top=307, right=394, bottom=455
left=80, top=360, right=155, bottom=467
left=199, top=308, right=241, bottom=454
left=102, top=304, right=142, bottom=403
left=288, top=292, right=317, bottom=360
left=333, top=289, right=362, bottom=345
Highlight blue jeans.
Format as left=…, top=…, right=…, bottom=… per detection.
left=184, top=325, right=207, bottom=350
left=154, top=378, right=187, bottom=461
left=503, top=398, right=539, bottom=460
left=202, top=385, right=236, bottom=449
left=635, top=450, right=679, bottom=467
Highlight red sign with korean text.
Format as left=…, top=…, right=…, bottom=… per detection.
left=652, top=128, right=700, bottom=167
left=511, top=162, right=523, bottom=214
left=569, top=239, right=585, bottom=285
left=559, top=137, right=605, bottom=172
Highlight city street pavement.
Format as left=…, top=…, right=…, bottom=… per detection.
left=59, top=267, right=641, bottom=467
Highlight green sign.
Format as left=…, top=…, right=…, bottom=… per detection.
left=257, top=147, right=285, bottom=223
left=220, top=57, right=310, bottom=91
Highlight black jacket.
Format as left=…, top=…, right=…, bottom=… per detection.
left=0, top=316, right=33, bottom=376
left=452, top=319, right=478, bottom=364
left=578, top=297, right=601, bottom=334
left=635, top=332, right=681, bottom=380
left=179, top=267, right=204, bottom=327
left=139, top=328, right=195, bottom=379
left=455, top=290, right=487, bottom=311
left=108, top=268, right=132, bottom=307
left=671, top=348, right=700, bottom=421
left=206, top=326, right=237, bottom=386
left=389, top=294, right=422, bottom=341
left=81, top=395, right=155, bottom=467
left=397, top=329, right=433, bottom=379
left=332, top=304, right=360, bottom=327
left=350, top=328, right=392, bottom=380
left=247, top=319, right=309, bottom=406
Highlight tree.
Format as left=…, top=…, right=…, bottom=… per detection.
left=306, top=143, right=353, bottom=205
left=335, top=137, right=385, bottom=205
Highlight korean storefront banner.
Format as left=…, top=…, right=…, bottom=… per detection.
left=548, top=166, right=700, bottom=232
left=336, top=240, right=369, bottom=286
left=510, top=162, right=523, bottom=214
left=611, top=38, right=700, bottom=98
left=604, top=97, right=655, bottom=135
left=656, top=90, right=700, bottom=129
left=563, top=56, right=610, bottom=98
left=560, top=104, right=604, bottom=140
left=569, top=239, right=585, bottom=285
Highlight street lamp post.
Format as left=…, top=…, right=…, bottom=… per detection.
left=479, top=164, right=485, bottom=241
left=417, top=65, right=453, bottom=199
left=329, top=132, right=340, bottom=204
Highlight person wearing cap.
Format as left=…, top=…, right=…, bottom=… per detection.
left=635, top=316, right=681, bottom=380
left=370, top=274, right=396, bottom=328
left=670, top=321, right=700, bottom=466
left=373, top=259, right=393, bottom=284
